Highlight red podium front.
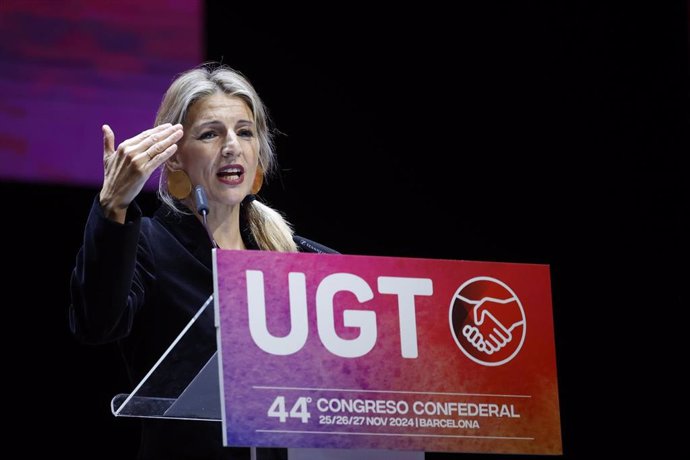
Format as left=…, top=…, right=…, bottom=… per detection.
left=213, top=250, right=562, bottom=455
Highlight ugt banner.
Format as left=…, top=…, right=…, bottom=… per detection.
left=213, top=250, right=561, bottom=454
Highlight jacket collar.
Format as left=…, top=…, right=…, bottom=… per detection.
left=153, top=202, right=259, bottom=269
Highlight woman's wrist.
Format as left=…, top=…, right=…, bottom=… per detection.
left=99, top=192, right=128, bottom=224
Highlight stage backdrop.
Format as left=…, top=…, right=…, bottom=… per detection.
left=0, top=0, right=202, bottom=187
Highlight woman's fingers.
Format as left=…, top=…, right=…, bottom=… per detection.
left=115, top=122, right=174, bottom=153
left=147, top=142, right=179, bottom=170
left=104, top=123, right=184, bottom=171
left=102, top=124, right=115, bottom=158
left=140, top=124, right=184, bottom=164
left=126, top=124, right=184, bottom=164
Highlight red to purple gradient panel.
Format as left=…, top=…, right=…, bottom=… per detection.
left=214, top=250, right=562, bottom=454
left=0, top=0, right=202, bottom=187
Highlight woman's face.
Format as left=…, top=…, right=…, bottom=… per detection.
left=173, top=92, right=260, bottom=209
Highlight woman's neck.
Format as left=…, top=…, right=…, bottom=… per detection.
left=192, top=202, right=245, bottom=250
left=212, top=218, right=245, bottom=249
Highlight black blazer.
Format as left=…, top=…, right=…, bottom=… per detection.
left=69, top=198, right=337, bottom=460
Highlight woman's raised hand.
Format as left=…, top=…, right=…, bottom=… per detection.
left=99, top=123, right=184, bottom=223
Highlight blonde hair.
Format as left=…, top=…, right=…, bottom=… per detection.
left=155, top=63, right=297, bottom=252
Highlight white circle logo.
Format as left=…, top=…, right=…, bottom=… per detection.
left=448, top=276, right=526, bottom=366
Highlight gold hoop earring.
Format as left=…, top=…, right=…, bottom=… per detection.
left=167, top=169, right=192, bottom=200
left=251, top=168, right=264, bottom=195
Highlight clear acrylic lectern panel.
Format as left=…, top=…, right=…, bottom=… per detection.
left=111, top=296, right=219, bottom=420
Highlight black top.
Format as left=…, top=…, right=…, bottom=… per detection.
left=69, top=197, right=337, bottom=460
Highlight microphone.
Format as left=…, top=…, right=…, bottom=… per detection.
left=194, top=185, right=209, bottom=216
left=193, top=185, right=218, bottom=248
left=293, top=235, right=340, bottom=254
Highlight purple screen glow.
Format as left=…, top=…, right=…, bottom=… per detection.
left=0, top=0, right=202, bottom=188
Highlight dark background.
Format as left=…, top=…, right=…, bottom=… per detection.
left=4, top=2, right=685, bottom=458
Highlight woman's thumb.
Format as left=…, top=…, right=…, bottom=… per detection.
left=102, top=124, right=115, bottom=156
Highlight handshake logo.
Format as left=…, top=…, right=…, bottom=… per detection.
left=449, top=277, right=526, bottom=366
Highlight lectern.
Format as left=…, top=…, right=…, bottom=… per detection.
left=112, top=250, right=561, bottom=457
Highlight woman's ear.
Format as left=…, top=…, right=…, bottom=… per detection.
left=166, top=151, right=183, bottom=170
